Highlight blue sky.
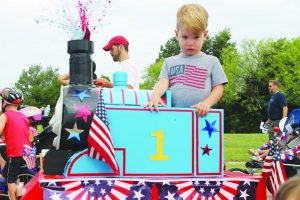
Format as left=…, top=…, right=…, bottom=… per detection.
left=0, top=0, right=299, bottom=87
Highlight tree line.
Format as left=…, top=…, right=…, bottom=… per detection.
left=13, top=28, right=300, bottom=133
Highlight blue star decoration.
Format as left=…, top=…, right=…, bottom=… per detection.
left=201, top=119, right=219, bottom=138
left=65, top=122, right=85, bottom=141
left=201, top=144, right=212, bottom=156
left=73, top=89, right=91, bottom=102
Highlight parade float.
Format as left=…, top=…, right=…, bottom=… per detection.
left=20, top=38, right=266, bottom=200
left=20, top=1, right=267, bottom=199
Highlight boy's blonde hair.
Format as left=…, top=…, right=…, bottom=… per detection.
left=176, top=4, right=209, bottom=33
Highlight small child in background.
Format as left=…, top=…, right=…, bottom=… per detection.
left=28, top=117, right=38, bottom=143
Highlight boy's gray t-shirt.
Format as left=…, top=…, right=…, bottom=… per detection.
left=159, top=53, right=228, bottom=108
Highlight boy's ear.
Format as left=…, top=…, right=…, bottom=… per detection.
left=203, top=30, right=208, bottom=39
left=175, top=30, right=179, bottom=40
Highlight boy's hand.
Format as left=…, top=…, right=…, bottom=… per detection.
left=144, top=94, right=166, bottom=112
left=191, top=102, right=210, bottom=117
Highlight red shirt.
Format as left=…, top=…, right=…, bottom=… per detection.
left=3, top=110, right=31, bottom=157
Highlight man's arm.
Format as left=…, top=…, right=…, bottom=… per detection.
left=282, top=106, right=288, bottom=118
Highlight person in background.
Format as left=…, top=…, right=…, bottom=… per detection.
left=265, top=80, right=288, bottom=140
left=145, top=4, right=227, bottom=116
left=97, top=35, right=139, bottom=89
left=0, top=87, right=31, bottom=200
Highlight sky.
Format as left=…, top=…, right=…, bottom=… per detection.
left=0, top=0, right=299, bottom=87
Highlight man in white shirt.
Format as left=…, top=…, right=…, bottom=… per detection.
left=96, top=35, right=139, bottom=89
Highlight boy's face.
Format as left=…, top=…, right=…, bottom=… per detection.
left=175, top=27, right=208, bottom=56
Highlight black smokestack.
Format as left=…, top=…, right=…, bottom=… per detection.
left=67, top=40, right=94, bottom=85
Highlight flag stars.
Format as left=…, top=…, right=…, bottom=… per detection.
left=88, top=187, right=94, bottom=194
left=107, top=180, right=114, bottom=186
left=210, top=188, right=215, bottom=195
left=50, top=191, right=62, bottom=200
left=240, top=189, right=250, bottom=200
left=199, top=187, right=205, bottom=193
left=95, top=180, right=101, bottom=186
left=133, top=189, right=144, bottom=200
left=100, top=188, right=106, bottom=195
left=164, top=191, right=176, bottom=200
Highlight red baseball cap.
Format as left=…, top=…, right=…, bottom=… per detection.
left=103, top=35, right=129, bottom=51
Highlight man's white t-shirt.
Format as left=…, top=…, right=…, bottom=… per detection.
left=119, top=59, right=139, bottom=89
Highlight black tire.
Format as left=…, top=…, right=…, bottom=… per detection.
left=228, top=168, right=250, bottom=174
left=18, top=173, right=34, bottom=185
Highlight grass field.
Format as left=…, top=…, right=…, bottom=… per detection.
left=224, top=133, right=268, bottom=170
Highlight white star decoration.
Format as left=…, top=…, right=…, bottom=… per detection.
left=243, top=180, right=251, bottom=186
left=165, top=191, right=176, bottom=200
left=199, top=187, right=205, bottom=193
left=100, top=188, right=106, bottom=195
left=88, top=187, right=94, bottom=194
left=210, top=188, right=215, bottom=194
left=205, top=181, right=210, bottom=186
left=50, top=191, right=61, bottom=200
left=47, top=180, right=57, bottom=186
left=194, top=180, right=200, bottom=186
left=107, top=180, right=113, bottom=186
left=95, top=180, right=101, bottom=186
left=133, top=189, right=144, bottom=200
left=162, top=180, right=170, bottom=185
left=216, top=181, right=221, bottom=186
left=137, top=181, right=146, bottom=186
left=240, top=189, right=250, bottom=200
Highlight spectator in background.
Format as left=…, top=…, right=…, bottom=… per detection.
left=265, top=80, right=288, bottom=140
left=97, top=35, right=139, bottom=89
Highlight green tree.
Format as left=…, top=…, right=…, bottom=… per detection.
left=156, top=37, right=180, bottom=62
left=140, top=60, right=164, bottom=89
left=15, top=65, right=61, bottom=109
left=202, top=28, right=235, bottom=63
left=221, top=37, right=300, bottom=132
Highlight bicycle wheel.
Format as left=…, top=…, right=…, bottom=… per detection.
left=16, top=173, right=34, bottom=197
left=228, top=168, right=250, bottom=174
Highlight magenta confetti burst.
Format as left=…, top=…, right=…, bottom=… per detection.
left=35, top=0, right=112, bottom=40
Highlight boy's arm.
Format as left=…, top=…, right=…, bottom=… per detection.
left=0, top=114, right=7, bottom=137
left=282, top=106, right=288, bottom=118
left=192, top=84, right=224, bottom=117
left=145, top=78, right=169, bottom=111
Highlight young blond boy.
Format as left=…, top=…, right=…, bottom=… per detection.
left=146, top=4, right=228, bottom=116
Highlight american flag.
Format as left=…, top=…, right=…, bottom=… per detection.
left=261, top=138, right=287, bottom=196
left=22, top=145, right=36, bottom=174
left=87, top=89, right=119, bottom=174
left=60, top=180, right=133, bottom=200
left=169, top=64, right=208, bottom=89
